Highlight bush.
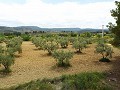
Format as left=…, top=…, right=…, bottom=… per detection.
left=0, top=55, right=14, bottom=73
left=6, top=37, right=23, bottom=55
left=8, top=72, right=112, bottom=90
left=14, top=80, right=54, bottom=90
left=95, top=41, right=113, bottom=62
left=69, top=37, right=77, bottom=44
left=21, top=34, right=31, bottom=41
left=32, top=37, right=46, bottom=50
left=72, top=38, right=87, bottom=53
left=52, top=50, right=73, bottom=67
left=0, top=45, right=14, bottom=73
left=43, top=42, right=59, bottom=55
left=62, top=72, right=111, bottom=90
left=58, top=37, right=69, bottom=48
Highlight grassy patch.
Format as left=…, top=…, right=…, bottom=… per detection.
left=7, top=72, right=112, bottom=90
left=61, top=72, right=112, bottom=90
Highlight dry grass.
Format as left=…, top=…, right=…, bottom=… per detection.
left=0, top=41, right=120, bottom=89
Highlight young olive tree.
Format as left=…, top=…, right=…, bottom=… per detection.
left=72, top=38, right=87, bottom=53
left=95, top=42, right=113, bottom=62
left=32, top=37, right=46, bottom=50
left=6, top=37, right=23, bottom=55
left=52, top=50, right=73, bottom=67
left=58, top=37, right=69, bottom=48
left=0, top=45, right=14, bottom=73
left=43, top=42, right=59, bottom=55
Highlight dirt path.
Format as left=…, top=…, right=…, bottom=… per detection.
left=0, top=42, right=120, bottom=89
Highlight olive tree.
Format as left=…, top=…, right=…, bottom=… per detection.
left=43, top=42, right=59, bottom=55
left=95, top=42, right=113, bottom=62
left=58, top=37, right=69, bottom=48
left=0, top=45, right=14, bottom=73
left=32, top=37, right=46, bottom=50
left=72, top=38, right=87, bottom=53
left=52, top=50, right=73, bottom=67
left=6, top=37, right=23, bottom=55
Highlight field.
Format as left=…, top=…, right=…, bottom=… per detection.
left=0, top=41, right=120, bottom=89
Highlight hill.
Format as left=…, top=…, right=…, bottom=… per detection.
left=0, top=26, right=108, bottom=33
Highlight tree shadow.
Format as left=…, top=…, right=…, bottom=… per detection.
left=74, top=51, right=86, bottom=55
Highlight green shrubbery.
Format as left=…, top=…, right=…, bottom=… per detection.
left=52, top=50, right=73, bottom=67
left=62, top=72, right=111, bottom=90
left=95, top=39, right=113, bottom=62
left=32, top=37, right=46, bottom=50
left=58, top=37, right=69, bottom=48
left=72, top=37, right=87, bottom=53
left=9, top=72, right=112, bottom=90
left=21, top=34, right=31, bottom=41
left=0, top=45, right=14, bottom=73
left=0, top=37, right=22, bottom=73
left=43, top=42, right=59, bottom=55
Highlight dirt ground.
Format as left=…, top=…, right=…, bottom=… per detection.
left=0, top=41, right=120, bottom=89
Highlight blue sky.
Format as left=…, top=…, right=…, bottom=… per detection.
left=0, top=0, right=115, bottom=28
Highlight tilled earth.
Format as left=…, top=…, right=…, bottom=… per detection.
left=0, top=41, right=120, bottom=89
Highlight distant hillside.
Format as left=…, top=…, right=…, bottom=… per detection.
left=0, top=26, right=109, bottom=33
left=0, top=26, right=16, bottom=33
left=14, top=26, right=41, bottom=31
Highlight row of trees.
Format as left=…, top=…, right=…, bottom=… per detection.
left=0, top=37, right=22, bottom=73
left=32, top=35, right=113, bottom=67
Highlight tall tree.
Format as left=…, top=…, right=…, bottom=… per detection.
left=107, top=1, right=120, bottom=46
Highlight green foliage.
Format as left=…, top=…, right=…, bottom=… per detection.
left=13, top=80, right=54, bottom=90
left=85, top=37, right=93, bottom=44
left=95, top=41, right=113, bottom=62
left=46, top=37, right=55, bottom=43
left=69, top=37, right=77, bottom=44
left=0, top=55, right=14, bottom=73
left=0, top=45, right=14, bottom=73
left=52, top=50, right=73, bottom=67
left=21, top=34, right=31, bottom=41
left=8, top=72, right=112, bottom=90
left=0, top=37, right=5, bottom=43
left=61, top=72, right=111, bottom=90
left=70, top=32, right=77, bottom=37
left=107, top=1, right=120, bottom=46
left=80, top=32, right=92, bottom=38
left=43, top=42, right=59, bottom=55
left=32, top=37, right=46, bottom=50
left=58, top=37, right=69, bottom=48
left=72, top=37, right=87, bottom=53
left=6, top=37, right=23, bottom=55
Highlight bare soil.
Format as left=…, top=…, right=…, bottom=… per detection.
left=0, top=41, right=120, bottom=89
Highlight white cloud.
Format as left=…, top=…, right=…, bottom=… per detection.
left=0, top=0, right=115, bottom=28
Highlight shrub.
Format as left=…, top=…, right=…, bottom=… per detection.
left=0, top=45, right=14, bottom=73
left=6, top=37, right=23, bottom=55
left=95, top=41, right=113, bottom=62
left=14, top=80, right=54, bottom=90
left=52, top=50, right=73, bottom=67
left=58, top=37, right=69, bottom=48
left=69, top=37, right=77, bottom=44
left=21, top=34, right=31, bottom=41
left=43, top=42, right=59, bottom=55
left=72, top=38, right=87, bottom=53
left=32, top=37, right=46, bottom=50
left=0, top=37, right=5, bottom=43
left=61, top=72, right=111, bottom=90
left=0, top=55, right=14, bottom=73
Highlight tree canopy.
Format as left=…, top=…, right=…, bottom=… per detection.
left=107, top=1, right=120, bottom=46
